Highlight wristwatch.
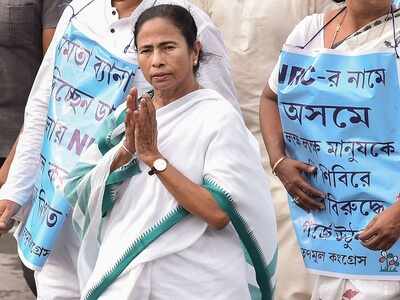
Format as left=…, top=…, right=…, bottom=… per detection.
left=148, top=158, right=168, bottom=175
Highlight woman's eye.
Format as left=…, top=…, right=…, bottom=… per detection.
left=139, top=49, right=151, bottom=54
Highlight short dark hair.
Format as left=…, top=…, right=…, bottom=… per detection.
left=134, top=4, right=203, bottom=73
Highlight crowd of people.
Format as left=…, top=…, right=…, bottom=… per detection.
left=1, top=0, right=400, bottom=300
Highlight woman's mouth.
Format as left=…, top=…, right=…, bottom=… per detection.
left=152, top=73, right=170, bottom=81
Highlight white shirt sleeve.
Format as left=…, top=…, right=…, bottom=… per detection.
left=268, top=14, right=323, bottom=94
left=191, top=5, right=241, bottom=113
left=0, top=8, right=73, bottom=205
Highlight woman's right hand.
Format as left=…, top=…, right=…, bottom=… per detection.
left=274, top=158, right=325, bottom=212
left=110, top=88, right=138, bottom=171
left=124, top=87, right=138, bottom=155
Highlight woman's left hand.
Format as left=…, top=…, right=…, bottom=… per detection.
left=358, top=201, right=400, bottom=251
left=134, top=94, right=160, bottom=166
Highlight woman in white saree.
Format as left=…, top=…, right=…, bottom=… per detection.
left=66, top=4, right=277, bottom=300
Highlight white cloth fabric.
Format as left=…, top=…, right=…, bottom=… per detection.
left=190, top=1, right=336, bottom=299
left=99, top=227, right=251, bottom=300
left=0, top=1, right=239, bottom=298
left=0, top=0, right=239, bottom=207
left=311, top=276, right=400, bottom=300
left=34, top=217, right=81, bottom=300
left=67, top=88, right=277, bottom=299
left=268, top=13, right=324, bottom=94
left=269, top=8, right=400, bottom=300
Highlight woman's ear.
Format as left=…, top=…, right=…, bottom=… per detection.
left=193, top=40, right=202, bottom=66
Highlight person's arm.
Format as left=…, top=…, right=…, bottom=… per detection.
left=65, top=97, right=140, bottom=212
left=0, top=137, right=18, bottom=187
left=110, top=89, right=138, bottom=172
left=120, top=91, right=229, bottom=230
left=0, top=134, right=19, bottom=234
left=0, top=7, right=72, bottom=233
left=259, top=86, right=286, bottom=168
left=0, top=26, right=57, bottom=186
left=155, top=158, right=230, bottom=230
left=0, top=2, right=63, bottom=189
left=42, top=0, right=66, bottom=54
left=259, top=84, right=324, bottom=211
left=42, top=28, right=57, bottom=54
left=358, top=200, right=400, bottom=251
left=0, top=25, right=55, bottom=188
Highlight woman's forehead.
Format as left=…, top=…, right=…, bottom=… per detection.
left=136, top=18, right=184, bottom=45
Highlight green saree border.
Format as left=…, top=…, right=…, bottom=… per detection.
left=84, top=206, right=189, bottom=300
left=84, top=175, right=277, bottom=300
left=102, top=157, right=141, bottom=218
left=98, top=109, right=127, bottom=156
left=203, top=176, right=277, bottom=300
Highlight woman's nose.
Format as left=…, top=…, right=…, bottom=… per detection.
left=151, top=49, right=164, bottom=67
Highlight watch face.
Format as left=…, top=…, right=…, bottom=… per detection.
left=154, top=158, right=167, bottom=171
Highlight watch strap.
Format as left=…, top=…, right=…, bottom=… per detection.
left=148, top=167, right=157, bottom=176
left=148, top=158, right=168, bottom=176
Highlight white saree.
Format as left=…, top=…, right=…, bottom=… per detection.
left=66, top=89, right=278, bottom=300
